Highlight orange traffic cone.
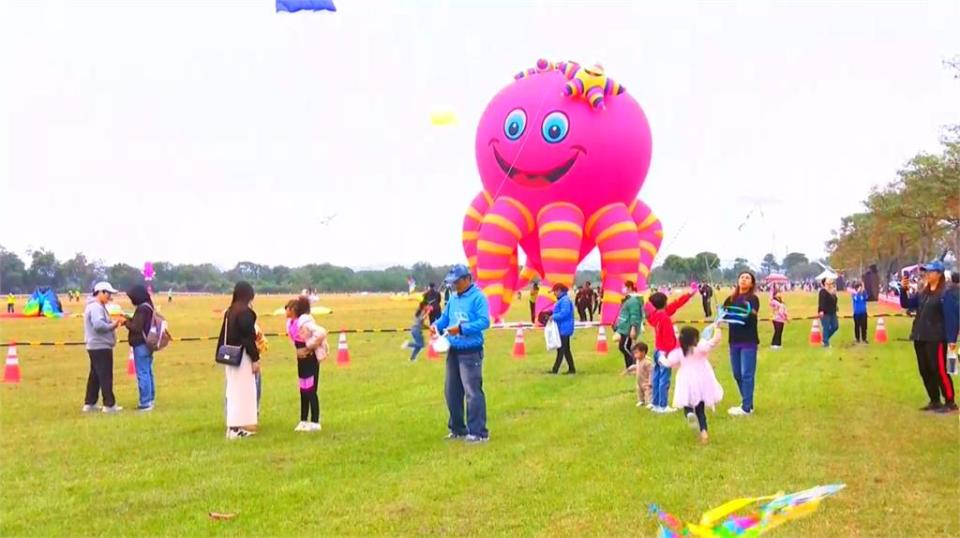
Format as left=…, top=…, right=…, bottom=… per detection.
left=809, top=319, right=822, bottom=345
left=512, top=328, right=526, bottom=359
left=4, top=342, right=21, bottom=384
left=875, top=317, right=887, bottom=344
left=336, top=331, right=350, bottom=366
left=427, top=333, right=440, bottom=360
left=596, top=326, right=608, bottom=353
left=127, top=347, right=136, bottom=377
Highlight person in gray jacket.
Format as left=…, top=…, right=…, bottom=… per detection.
left=83, top=282, right=125, bottom=413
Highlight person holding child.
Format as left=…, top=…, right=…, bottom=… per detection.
left=287, top=296, right=328, bottom=432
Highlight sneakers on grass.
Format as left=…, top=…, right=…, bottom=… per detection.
left=102, top=405, right=123, bottom=414
left=81, top=404, right=100, bottom=413
left=227, top=428, right=256, bottom=440
left=728, top=406, right=753, bottom=417
left=685, top=412, right=698, bottom=430
left=662, top=406, right=678, bottom=414
left=465, top=434, right=489, bottom=444
left=444, top=432, right=466, bottom=441
left=294, top=421, right=310, bottom=432
left=307, top=422, right=322, bottom=431
left=137, top=404, right=154, bottom=412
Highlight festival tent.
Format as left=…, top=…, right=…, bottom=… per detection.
left=22, top=287, right=64, bottom=318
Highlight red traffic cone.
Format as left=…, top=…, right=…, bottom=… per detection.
left=336, top=331, right=350, bottom=366
left=809, top=319, right=822, bottom=345
left=427, top=333, right=440, bottom=360
left=596, top=326, right=609, bottom=353
left=127, top=348, right=136, bottom=377
left=512, top=328, right=526, bottom=359
left=4, top=342, right=21, bottom=384
left=875, top=317, right=887, bottom=344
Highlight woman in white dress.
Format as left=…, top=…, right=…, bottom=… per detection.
left=216, top=282, right=261, bottom=440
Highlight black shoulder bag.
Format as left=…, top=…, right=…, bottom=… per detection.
left=215, top=311, right=244, bottom=366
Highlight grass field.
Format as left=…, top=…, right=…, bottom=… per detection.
left=1, top=291, right=957, bottom=537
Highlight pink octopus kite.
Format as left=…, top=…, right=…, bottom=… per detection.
left=463, top=59, right=662, bottom=324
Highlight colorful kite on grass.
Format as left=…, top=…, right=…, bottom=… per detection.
left=650, top=484, right=845, bottom=538
left=276, top=0, right=336, bottom=13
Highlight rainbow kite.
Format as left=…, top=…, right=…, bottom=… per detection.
left=650, top=484, right=845, bottom=538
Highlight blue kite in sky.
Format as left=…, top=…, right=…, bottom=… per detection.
left=276, top=0, right=336, bottom=13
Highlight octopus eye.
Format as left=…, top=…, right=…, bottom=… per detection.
left=541, top=111, right=569, bottom=144
left=504, top=109, right=527, bottom=141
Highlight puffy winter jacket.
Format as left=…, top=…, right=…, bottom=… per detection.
left=551, top=291, right=575, bottom=337
left=434, top=284, right=491, bottom=350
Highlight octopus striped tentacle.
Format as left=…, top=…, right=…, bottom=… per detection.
left=475, top=197, right=534, bottom=319
left=628, top=199, right=663, bottom=291
left=586, top=203, right=641, bottom=325
left=535, top=202, right=585, bottom=318
left=462, top=191, right=493, bottom=278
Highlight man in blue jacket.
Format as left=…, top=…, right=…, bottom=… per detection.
left=432, top=264, right=491, bottom=442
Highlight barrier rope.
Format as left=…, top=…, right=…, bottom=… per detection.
left=4, top=313, right=913, bottom=347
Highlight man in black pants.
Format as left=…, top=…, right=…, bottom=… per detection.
left=423, top=283, right=442, bottom=325
left=699, top=283, right=713, bottom=318
left=575, top=282, right=593, bottom=322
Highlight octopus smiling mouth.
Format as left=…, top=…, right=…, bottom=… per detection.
left=490, top=140, right=585, bottom=187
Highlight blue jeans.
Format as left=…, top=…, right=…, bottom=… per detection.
left=132, top=344, right=155, bottom=407
left=408, top=330, right=425, bottom=361
left=821, top=314, right=839, bottom=347
left=652, top=350, right=672, bottom=408
left=730, top=346, right=758, bottom=412
left=444, top=349, right=487, bottom=438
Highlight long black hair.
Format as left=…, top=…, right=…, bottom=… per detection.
left=678, top=326, right=700, bottom=356
left=126, top=284, right=153, bottom=307
left=231, top=281, right=255, bottom=307
left=729, top=271, right=756, bottom=304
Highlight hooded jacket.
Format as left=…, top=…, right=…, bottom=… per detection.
left=84, top=297, right=117, bottom=350
left=434, top=284, right=490, bottom=351
left=551, top=290, right=575, bottom=337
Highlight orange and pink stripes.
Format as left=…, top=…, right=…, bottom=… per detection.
left=462, top=191, right=493, bottom=277
left=629, top=199, right=663, bottom=291
left=534, top=202, right=584, bottom=316
left=587, top=203, right=641, bottom=324
left=476, top=196, right=534, bottom=319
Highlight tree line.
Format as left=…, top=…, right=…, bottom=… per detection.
left=0, top=246, right=823, bottom=295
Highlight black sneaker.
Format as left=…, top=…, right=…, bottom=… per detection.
left=920, top=402, right=943, bottom=412
left=935, top=403, right=959, bottom=414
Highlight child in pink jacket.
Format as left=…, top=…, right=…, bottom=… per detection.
left=770, top=291, right=788, bottom=349
left=659, top=326, right=724, bottom=444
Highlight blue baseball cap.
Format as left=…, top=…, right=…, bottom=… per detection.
left=921, top=260, right=945, bottom=272
left=444, top=264, right=472, bottom=284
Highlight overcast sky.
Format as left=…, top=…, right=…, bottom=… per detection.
left=1, top=1, right=957, bottom=271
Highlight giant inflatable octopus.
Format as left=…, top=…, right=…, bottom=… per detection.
left=461, top=59, right=663, bottom=324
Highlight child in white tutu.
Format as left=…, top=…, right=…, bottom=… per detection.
left=659, top=325, right=724, bottom=443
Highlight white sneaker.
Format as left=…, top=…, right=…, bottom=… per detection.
left=400, top=340, right=410, bottom=350
left=102, top=405, right=123, bottom=414
left=728, top=406, right=752, bottom=417
left=82, top=404, right=100, bottom=413
left=646, top=403, right=655, bottom=410
left=227, top=428, right=256, bottom=440
left=307, top=422, right=322, bottom=432
left=651, top=406, right=664, bottom=413
left=685, top=412, right=699, bottom=430
left=636, top=401, right=645, bottom=408
left=662, top=406, right=678, bottom=414
left=770, top=345, right=781, bottom=350
left=294, top=421, right=310, bottom=432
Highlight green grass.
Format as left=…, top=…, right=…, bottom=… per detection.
left=1, top=292, right=957, bottom=536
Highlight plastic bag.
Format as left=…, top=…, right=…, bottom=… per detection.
left=544, top=320, right=561, bottom=351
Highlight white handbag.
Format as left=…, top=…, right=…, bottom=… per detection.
left=432, top=332, right=451, bottom=353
